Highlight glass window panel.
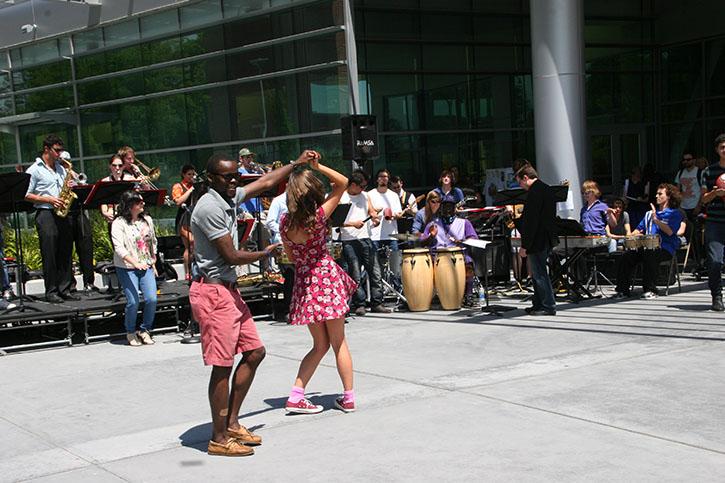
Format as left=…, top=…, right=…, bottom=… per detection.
left=584, top=19, right=652, bottom=44
left=471, top=75, right=518, bottom=129
left=181, top=26, right=224, bottom=57
left=512, top=74, right=534, bottom=128
left=423, top=74, right=469, bottom=130
left=75, top=52, right=106, bottom=79
left=586, top=47, right=654, bottom=72
left=308, top=68, right=350, bottom=131
left=74, top=29, right=104, bottom=54
left=148, top=94, right=189, bottom=148
left=377, top=134, right=422, bottom=183
left=180, top=0, right=222, bottom=28
left=223, top=0, right=269, bottom=17
left=12, top=60, right=72, bottom=90
left=78, top=78, right=115, bottom=104
left=142, top=36, right=182, bottom=65
left=365, top=73, right=420, bottom=131
left=9, top=50, right=21, bottom=69
left=104, top=19, right=140, bottom=48
left=0, top=72, right=12, bottom=94
left=224, top=15, right=273, bottom=49
left=117, top=101, right=150, bottom=151
left=226, top=47, right=285, bottom=79
left=140, top=10, right=179, bottom=38
left=145, top=65, right=184, bottom=94
left=81, top=106, right=117, bottom=155
left=364, top=43, right=420, bottom=71
left=473, top=46, right=529, bottom=72
left=0, top=95, right=13, bottom=117
left=110, top=72, right=144, bottom=99
left=364, top=11, right=419, bottom=39
left=420, top=13, right=471, bottom=41
left=422, top=45, right=469, bottom=72
left=19, top=123, right=78, bottom=163
left=0, top=53, right=9, bottom=71
left=590, top=135, right=613, bottom=188
left=229, top=81, right=265, bottom=139
left=184, top=57, right=227, bottom=87
left=59, top=38, right=72, bottom=59
left=20, top=40, right=60, bottom=67
left=302, top=33, right=343, bottom=65
left=661, top=122, right=703, bottom=171
left=473, top=16, right=528, bottom=43
left=185, top=87, right=231, bottom=145
left=0, top=131, right=18, bottom=166
left=706, top=38, right=725, bottom=96
left=15, top=86, right=73, bottom=114
left=706, top=98, right=725, bottom=118
left=265, top=75, right=299, bottom=137
left=661, top=44, right=702, bottom=102
left=295, top=1, right=340, bottom=31
left=662, top=102, right=702, bottom=123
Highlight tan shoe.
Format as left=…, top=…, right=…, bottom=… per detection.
left=227, top=425, right=262, bottom=445
left=126, top=333, right=141, bottom=346
left=207, top=438, right=254, bottom=456
left=137, top=331, right=155, bottom=345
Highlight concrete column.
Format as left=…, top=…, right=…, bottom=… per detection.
left=343, top=0, right=360, bottom=114
left=530, top=0, right=586, bottom=218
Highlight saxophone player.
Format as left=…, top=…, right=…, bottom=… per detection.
left=24, top=135, right=79, bottom=303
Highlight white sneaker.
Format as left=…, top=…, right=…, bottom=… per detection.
left=137, top=331, right=155, bottom=345
left=640, top=291, right=658, bottom=300
left=126, top=333, right=142, bottom=346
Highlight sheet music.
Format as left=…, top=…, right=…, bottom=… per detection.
left=462, top=239, right=491, bottom=249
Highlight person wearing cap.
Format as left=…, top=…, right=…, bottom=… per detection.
left=61, top=151, right=98, bottom=294
left=24, top=134, right=78, bottom=303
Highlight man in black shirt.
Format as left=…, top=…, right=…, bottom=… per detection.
left=700, top=134, right=725, bottom=311
left=516, top=165, right=557, bottom=315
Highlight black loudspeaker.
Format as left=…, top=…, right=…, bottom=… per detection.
left=341, top=115, right=379, bottom=160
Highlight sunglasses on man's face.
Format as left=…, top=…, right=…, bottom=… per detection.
left=210, top=171, right=240, bottom=182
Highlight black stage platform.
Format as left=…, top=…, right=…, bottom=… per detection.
left=0, top=279, right=285, bottom=353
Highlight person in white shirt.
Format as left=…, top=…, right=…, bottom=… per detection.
left=264, top=192, right=293, bottom=321
left=340, top=171, right=390, bottom=315
left=674, top=152, right=704, bottom=270
left=367, top=169, right=404, bottom=285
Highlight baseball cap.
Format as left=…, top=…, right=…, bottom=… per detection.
left=238, top=147, right=254, bottom=157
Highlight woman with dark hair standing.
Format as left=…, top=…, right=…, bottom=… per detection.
left=112, top=190, right=158, bottom=346
left=171, top=164, right=196, bottom=280
left=280, top=154, right=358, bottom=414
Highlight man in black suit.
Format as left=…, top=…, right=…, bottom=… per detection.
left=516, top=165, right=557, bottom=315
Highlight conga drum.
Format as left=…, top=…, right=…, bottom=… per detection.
left=434, top=248, right=466, bottom=310
left=401, top=249, right=434, bottom=311
left=623, top=236, right=642, bottom=251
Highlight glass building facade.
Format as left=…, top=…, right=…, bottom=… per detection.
left=0, top=0, right=724, bottom=198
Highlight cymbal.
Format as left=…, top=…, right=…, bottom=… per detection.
left=392, top=233, right=418, bottom=242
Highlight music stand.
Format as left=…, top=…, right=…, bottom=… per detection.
left=138, top=189, right=168, bottom=207
left=464, top=239, right=517, bottom=315
left=329, top=203, right=352, bottom=227
left=83, top=181, right=135, bottom=209
left=0, top=173, right=40, bottom=312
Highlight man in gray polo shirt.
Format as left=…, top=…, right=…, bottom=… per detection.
left=190, top=150, right=313, bottom=457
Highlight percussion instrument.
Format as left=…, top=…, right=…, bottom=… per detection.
left=511, top=236, right=610, bottom=249
left=716, top=173, right=725, bottom=189
left=641, top=234, right=661, bottom=250
left=327, top=241, right=343, bottom=260
left=392, top=233, right=419, bottom=242
left=433, top=247, right=466, bottom=310
left=623, top=236, right=642, bottom=251
left=401, top=249, right=434, bottom=311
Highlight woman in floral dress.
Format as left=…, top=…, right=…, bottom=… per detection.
left=280, top=154, right=358, bottom=414
left=111, top=190, right=158, bottom=346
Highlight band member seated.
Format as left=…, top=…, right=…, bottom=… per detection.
left=605, top=198, right=631, bottom=252
left=24, top=134, right=78, bottom=303
left=340, top=170, right=389, bottom=315
left=411, top=190, right=441, bottom=235
left=171, top=164, right=196, bottom=280
left=419, top=200, right=479, bottom=306
left=580, top=180, right=608, bottom=236
left=612, top=183, right=683, bottom=300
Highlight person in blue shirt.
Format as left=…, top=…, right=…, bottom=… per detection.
left=580, top=180, right=608, bottom=236
left=411, top=190, right=441, bottom=234
left=434, top=169, right=464, bottom=205
left=612, top=183, right=683, bottom=300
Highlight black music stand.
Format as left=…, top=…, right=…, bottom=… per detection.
left=0, top=173, right=40, bottom=313
left=329, top=203, right=352, bottom=227
left=138, top=188, right=168, bottom=207
left=83, top=181, right=135, bottom=209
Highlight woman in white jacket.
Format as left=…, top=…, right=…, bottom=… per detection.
left=112, top=190, right=158, bottom=346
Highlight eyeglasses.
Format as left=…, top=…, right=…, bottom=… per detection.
left=50, top=147, right=63, bottom=154
left=210, top=171, right=240, bottom=182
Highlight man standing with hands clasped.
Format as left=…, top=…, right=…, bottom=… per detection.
left=700, top=134, right=725, bottom=312
left=515, top=165, right=558, bottom=316
left=190, top=150, right=314, bottom=456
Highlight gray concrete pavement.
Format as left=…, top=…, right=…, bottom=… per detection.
left=1, top=281, right=724, bottom=482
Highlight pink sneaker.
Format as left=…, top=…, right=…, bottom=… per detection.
left=334, top=397, right=356, bottom=413
left=285, top=397, right=323, bottom=414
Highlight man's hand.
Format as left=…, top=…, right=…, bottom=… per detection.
left=47, top=196, right=64, bottom=209
left=429, top=224, right=438, bottom=238
left=295, top=149, right=320, bottom=167
left=264, top=243, right=281, bottom=257
left=519, top=247, right=527, bottom=258
left=371, top=215, right=380, bottom=226
left=350, top=220, right=364, bottom=229
left=650, top=203, right=658, bottom=223
left=715, top=188, right=725, bottom=198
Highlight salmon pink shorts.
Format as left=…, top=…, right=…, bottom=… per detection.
left=189, top=281, right=263, bottom=367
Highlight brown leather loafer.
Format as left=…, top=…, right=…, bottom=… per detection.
left=227, top=425, right=262, bottom=445
left=207, top=438, right=254, bottom=456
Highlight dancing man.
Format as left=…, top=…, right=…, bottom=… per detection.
left=516, top=166, right=558, bottom=316
left=190, top=151, right=310, bottom=456
left=700, top=134, right=725, bottom=311
left=281, top=155, right=358, bottom=414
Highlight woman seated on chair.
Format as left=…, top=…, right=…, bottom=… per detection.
left=611, top=183, right=683, bottom=300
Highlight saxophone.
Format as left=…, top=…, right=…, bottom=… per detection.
left=55, top=159, right=78, bottom=218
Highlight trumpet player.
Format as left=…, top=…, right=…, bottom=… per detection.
left=60, top=151, right=98, bottom=294
left=172, top=164, right=197, bottom=280
left=118, top=145, right=151, bottom=188
left=24, top=134, right=78, bottom=303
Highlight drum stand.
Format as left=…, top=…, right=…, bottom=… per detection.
left=377, top=245, right=407, bottom=307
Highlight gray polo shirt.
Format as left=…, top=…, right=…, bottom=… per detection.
left=25, top=157, right=67, bottom=210
left=190, top=186, right=247, bottom=282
